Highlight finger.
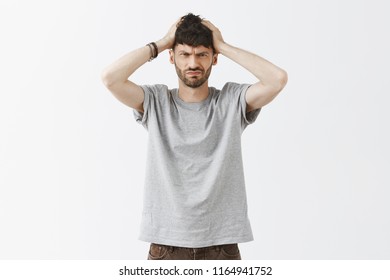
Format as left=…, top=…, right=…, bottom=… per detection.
left=202, top=19, right=216, bottom=30
left=174, top=17, right=182, bottom=26
left=202, top=19, right=211, bottom=25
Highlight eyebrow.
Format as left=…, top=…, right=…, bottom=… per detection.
left=178, top=51, right=209, bottom=55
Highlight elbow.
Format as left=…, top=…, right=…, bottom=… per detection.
left=267, top=69, right=288, bottom=98
left=270, top=69, right=288, bottom=95
left=277, top=69, right=288, bottom=90
left=101, top=68, right=115, bottom=89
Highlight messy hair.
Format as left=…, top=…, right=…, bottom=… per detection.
left=173, top=13, right=215, bottom=52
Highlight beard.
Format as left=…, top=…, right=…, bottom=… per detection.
left=175, top=63, right=213, bottom=88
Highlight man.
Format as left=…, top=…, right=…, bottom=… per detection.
left=101, top=13, right=287, bottom=260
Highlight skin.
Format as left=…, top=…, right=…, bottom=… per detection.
left=101, top=18, right=287, bottom=113
left=170, top=44, right=217, bottom=102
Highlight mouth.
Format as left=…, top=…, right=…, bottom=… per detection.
left=186, top=70, right=202, bottom=76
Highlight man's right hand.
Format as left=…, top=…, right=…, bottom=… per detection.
left=157, top=18, right=181, bottom=52
left=101, top=18, right=181, bottom=112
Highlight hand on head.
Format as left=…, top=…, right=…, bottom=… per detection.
left=201, top=19, right=225, bottom=54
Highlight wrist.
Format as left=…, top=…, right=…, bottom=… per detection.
left=156, top=38, right=173, bottom=53
left=217, top=42, right=233, bottom=55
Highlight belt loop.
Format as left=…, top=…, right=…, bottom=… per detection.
left=168, top=246, right=174, bottom=253
left=215, top=245, right=221, bottom=252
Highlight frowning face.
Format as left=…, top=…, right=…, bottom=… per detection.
left=170, top=44, right=218, bottom=88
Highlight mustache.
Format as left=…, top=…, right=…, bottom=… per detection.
left=186, top=67, right=203, bottom=72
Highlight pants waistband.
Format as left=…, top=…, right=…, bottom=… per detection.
left=151, top=243, right=236, bottom=253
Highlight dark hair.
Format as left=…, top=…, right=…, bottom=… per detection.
left=173, top=13, right=214, bottom=52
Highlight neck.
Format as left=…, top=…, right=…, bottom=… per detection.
left=178, top=81, right=209, bottom=103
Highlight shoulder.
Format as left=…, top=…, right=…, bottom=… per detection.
left=140, top=84, right=173, bottom=103
left=218, top=82, right=251, bottom=102
left=221, top=82, right=251, bottom=94
left=140, top=84, right=169, bottom=95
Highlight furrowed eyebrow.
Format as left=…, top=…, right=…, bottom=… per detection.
left=177, top=50, right=210, bottom=56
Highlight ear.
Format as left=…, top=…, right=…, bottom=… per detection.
left=212, top=53, right=218, bottom=66
left=169, top=49, right=175, bottom=64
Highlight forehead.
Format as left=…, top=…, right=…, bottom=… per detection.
left=174, top=44, right=213, bottom=54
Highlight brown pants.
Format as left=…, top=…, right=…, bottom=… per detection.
left=147, top=243, right=241, bottom=260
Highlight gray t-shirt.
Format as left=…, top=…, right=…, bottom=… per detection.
left=133, top=82, right=261, bottom=248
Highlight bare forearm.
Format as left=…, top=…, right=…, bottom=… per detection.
left=219, top=42, right=287, bottom=87
left=101, top=39, right=171, bottom=87
left=101, top=46, right=149, bottom=87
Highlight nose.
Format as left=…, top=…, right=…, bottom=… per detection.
left=188, top=54, right=199, bottom=69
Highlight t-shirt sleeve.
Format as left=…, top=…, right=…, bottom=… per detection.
left=133, top=85, right=153, bottom=129
left=239, top=84, right=261, bottom=129
left=223, top=82, right=261, bottom=130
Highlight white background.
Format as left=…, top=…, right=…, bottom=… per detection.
left=1, top=0, right=389, bottom=260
